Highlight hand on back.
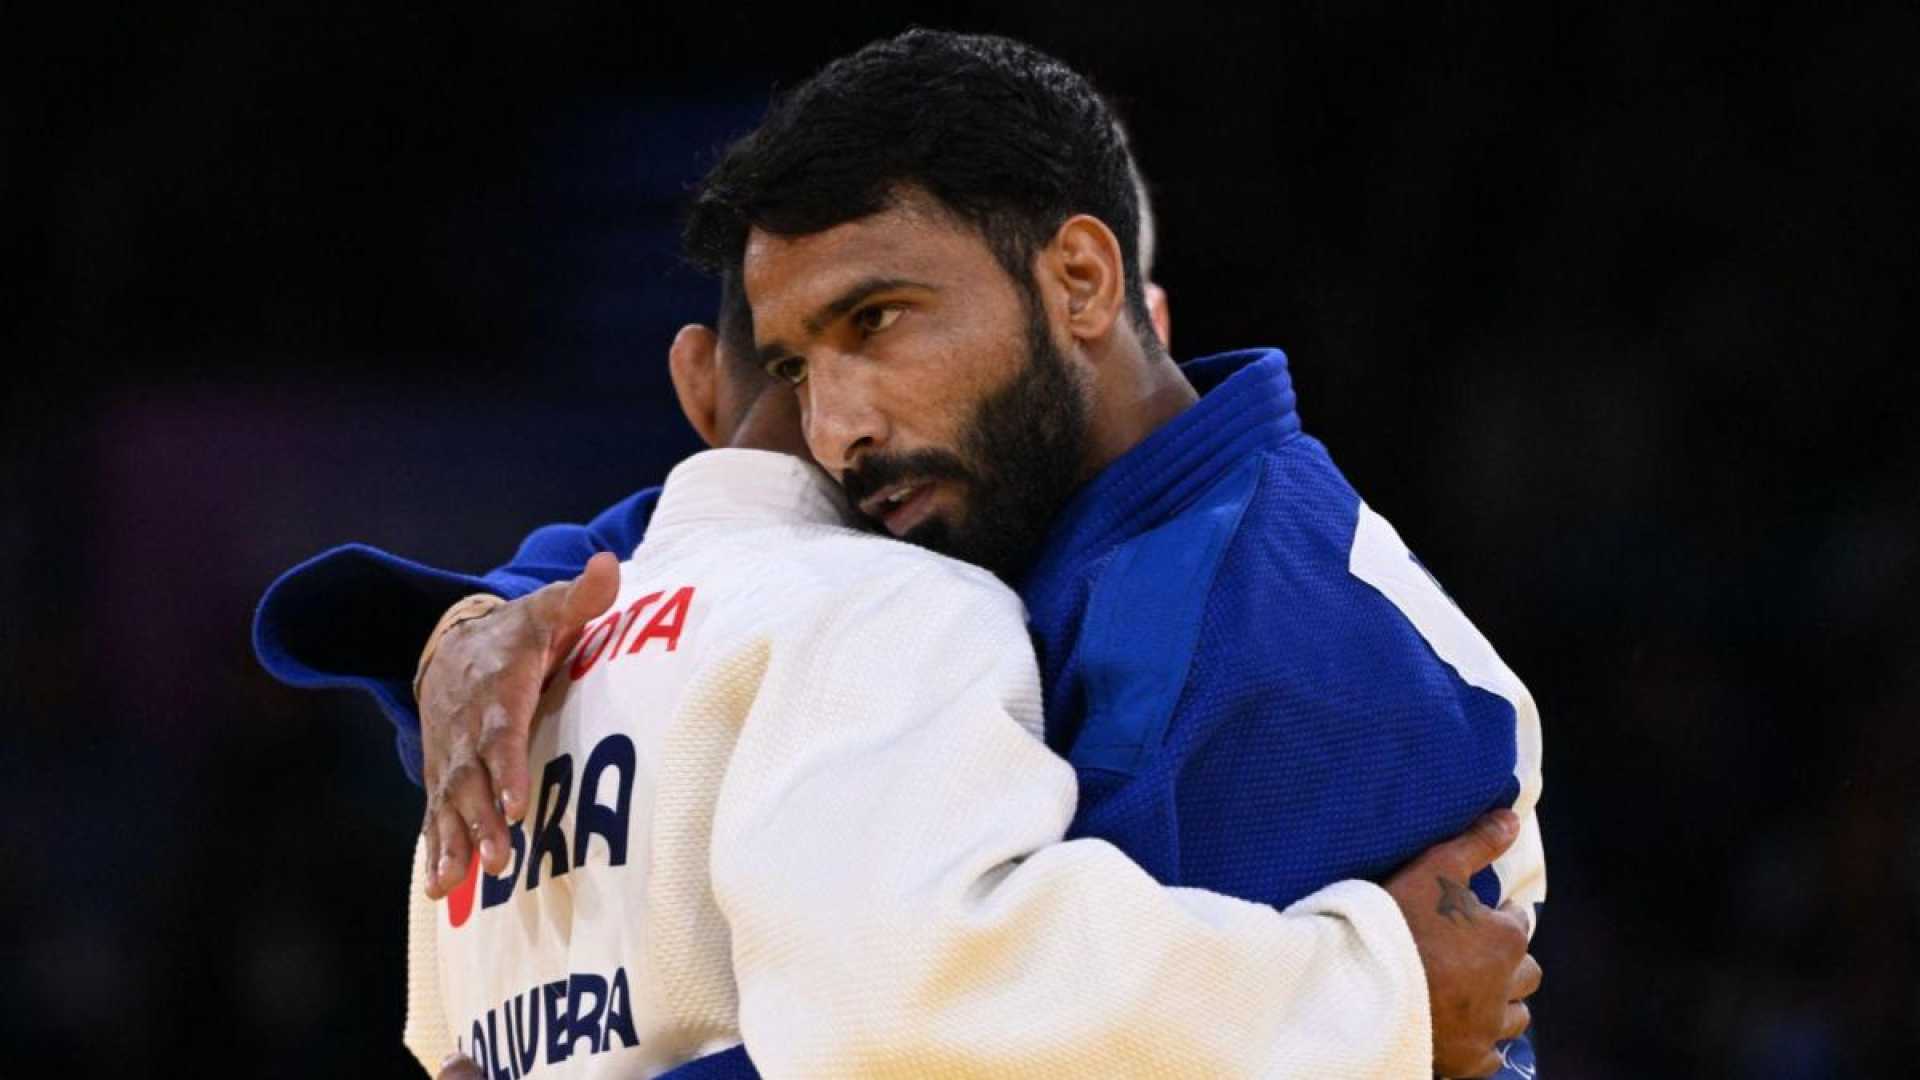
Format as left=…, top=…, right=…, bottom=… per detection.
left=417, top=552, right=621, bottom=898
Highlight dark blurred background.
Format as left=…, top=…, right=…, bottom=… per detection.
left=4, top=3, right=1915, bottom=1076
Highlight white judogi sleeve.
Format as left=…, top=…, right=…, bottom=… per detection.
left=709, top=563, right=1433, bottom=1078
left=403, top=836, right=454, bottom=1076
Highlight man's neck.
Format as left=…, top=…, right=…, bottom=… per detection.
left=1079, top=334, right=1199, bottom=482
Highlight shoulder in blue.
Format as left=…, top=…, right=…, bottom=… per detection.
left=1022, top=349, right=1522, bottom=907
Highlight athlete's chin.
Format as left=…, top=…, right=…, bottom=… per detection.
left=907, top=521, right=1039, bottom=581
left=885, top=487, right=970, bottom=544
left=899, top=515, right=960, bottom=556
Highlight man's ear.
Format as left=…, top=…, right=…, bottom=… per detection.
left=668, top=323, right=723, bottom=447
left=1045, top=215, right=1128, bottom=344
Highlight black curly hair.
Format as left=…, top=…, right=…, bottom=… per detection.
left=684, top=29, right=1153, bottom=335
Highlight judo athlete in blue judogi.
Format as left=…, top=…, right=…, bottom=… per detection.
left=256, top=29, right=1544, bottom=1080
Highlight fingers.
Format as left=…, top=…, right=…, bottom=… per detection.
left=420, top=804, right=445, bottom=900
left=1497, top=898, right=1535, bottom=938
left=1427, top=808, right=1520, bottom=879
left=1411, top=869, right=1534, bottom=1080
left=1509, top=951, right=1543, bottom=1001
left=498, top=555, right=618, bottom=821
left=480, top=699, right=534, bottom=825
left=419, top=561, right=620, bottom=876
left=519, top=554, right=615, bottom=648
left=1457, top=1049, right=1507, bottom=1079
left=444, top=755, right=512, bottom=876
left=526, top=552, right=621, bottom=646
left=429, top=799, right=473, bottom=898
left=537, top=553, right=622, bottom=681
left=1451, top=943, right=1535, bottom=1077
left=561, top=552, right=623, bottom=627
left=439, top=1054, right=487, bottom=1080
left=1500, top=999, right=1532, bottom=1042
left=1489, top=901, right=1532, bottom=951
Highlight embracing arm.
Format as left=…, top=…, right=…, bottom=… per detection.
left=709, top=568, right=1451, bottom=1079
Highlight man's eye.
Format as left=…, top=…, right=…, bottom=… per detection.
left=853, top=305, right=903, bottom=334
left=766, top=356, right=808, bottom=385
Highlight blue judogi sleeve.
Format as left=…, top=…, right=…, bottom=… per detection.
left=250, top=487, right=660, bottom=785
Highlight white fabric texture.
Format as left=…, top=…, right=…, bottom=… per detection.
left=405, top=835, right=455, bottom=1075
left=402, top=448, right=1431, bottom=1078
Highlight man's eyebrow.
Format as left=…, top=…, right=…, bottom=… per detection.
left=803, top=276, right=934, bottom=335
left=755, top=276, right=935, bottom=368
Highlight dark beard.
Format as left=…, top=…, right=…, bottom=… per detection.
left=841, top=304, right=1090, bottom=580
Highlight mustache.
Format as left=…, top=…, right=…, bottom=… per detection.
left=841, top=448, right=974, bottom=510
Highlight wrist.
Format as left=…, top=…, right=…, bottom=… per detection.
left=413, top=593, right=507, bottom=703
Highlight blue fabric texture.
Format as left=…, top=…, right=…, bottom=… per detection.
left=252, top=351, right=1534, bottom=1076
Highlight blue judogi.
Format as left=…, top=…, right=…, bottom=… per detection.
left=255, top=348, right=1541, bottom=1078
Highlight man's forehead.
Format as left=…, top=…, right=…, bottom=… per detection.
left=742, top=200, right=982, bottom=327
left=743, top=219, right=910, bottom=300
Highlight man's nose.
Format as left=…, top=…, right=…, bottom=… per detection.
left=803, top=357, right=889, bottom=475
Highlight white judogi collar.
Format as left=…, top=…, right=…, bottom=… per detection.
left=644, top=448, right=854, bottom=545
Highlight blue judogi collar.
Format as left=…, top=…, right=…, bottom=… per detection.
left=1021, top=347, right=1302, bottom=597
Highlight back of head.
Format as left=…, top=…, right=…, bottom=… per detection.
left=685, top=29, right=1153, bottom=332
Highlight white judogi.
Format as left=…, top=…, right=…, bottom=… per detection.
left=403, top=448, right=1432, bottom=1078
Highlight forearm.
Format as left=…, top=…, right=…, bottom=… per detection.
left=709, top=582, right=1430, bottom=1078
left=724, top=830, right=1429, bottom=1077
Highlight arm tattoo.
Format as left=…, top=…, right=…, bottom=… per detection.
left=1436, top=876, right=1480, bottom=925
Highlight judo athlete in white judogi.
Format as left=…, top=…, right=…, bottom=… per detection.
left=395, top=318, right=1516, bottom=1080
